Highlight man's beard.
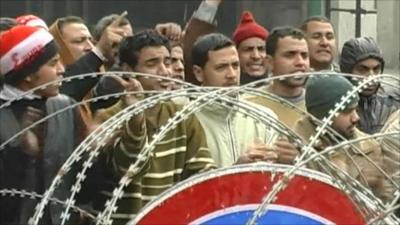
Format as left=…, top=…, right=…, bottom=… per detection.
left=339, top=124, right=356, bottom=139
left=360, top=82, right=380, bottom=97
left=350, top=78, right=380, bottom=97
left=279, top=77, right=307, bottom=88
left=240, top=72, right=268, bottom=86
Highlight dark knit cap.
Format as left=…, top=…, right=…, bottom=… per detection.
left=305, top=75, right=359, bottom=120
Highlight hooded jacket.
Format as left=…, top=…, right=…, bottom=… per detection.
left=340, top=37, right=400, bottom=134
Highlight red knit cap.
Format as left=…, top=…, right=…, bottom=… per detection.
left=232, top=11, right=269, bottom=46
left=0, top=25, right=58, bottom=85
left=16, top=14, right=48, bottom=30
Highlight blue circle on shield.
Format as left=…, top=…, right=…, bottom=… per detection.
left=189, top=204, right=334, bottom=225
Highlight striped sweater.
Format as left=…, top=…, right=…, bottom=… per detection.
left=91, top=101, right=215, bottom=224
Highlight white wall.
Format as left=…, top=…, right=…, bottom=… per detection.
left=330, top=0, right=399, bottom=73
left=330, top=0, right=377, bottom=54
left=377, top=0, right=400, bottom=72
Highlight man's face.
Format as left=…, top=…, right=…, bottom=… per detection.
left=331, top=104, right=360, bottom=139
left=351, top=58, right=382, bottom=96
left=29, top=54, right=65, bottom=97
left=133, top=45, right=172, bottom=91
left=195, top=45, right=240, bottom=87
left=304, top=21, right=336, bottom=70
left=268, top=36, right=309, bottom=87
left=170, top=46, right=184, bottom=90
left=61, top=22, right=94, bottom=60
left=237, top=37, right=267, bottom=77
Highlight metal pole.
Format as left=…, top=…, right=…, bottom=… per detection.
left=355, top=0, right=361, bottom=37
left=325, top=0, right=331, bottom=19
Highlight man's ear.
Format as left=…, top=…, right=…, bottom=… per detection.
left=18, top=73, right=36, bottom=90
left=23, top=73, right=35, bottom=84
left=24, top=76, right=32, bottom=82
left=192, top=65, right=204, bottom=84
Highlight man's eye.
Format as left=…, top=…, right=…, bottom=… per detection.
left=165, top=59, right=172, bottom=66
left=326, top=33, right=335, bottom=40
left=311, top=34, right=321, bottom=39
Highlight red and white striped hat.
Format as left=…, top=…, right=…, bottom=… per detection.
left=16, top=14, right=49, bottom=30
left=0, top=25, right=58, bottom=85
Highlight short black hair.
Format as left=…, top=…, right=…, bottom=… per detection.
left=119, top=29, right=170, bottom=69
left=300, top=16, right=333, bottom=32
left=0, top=17, right=17, bottom=33
left=92, top=14, right=131, bottom=42
left=192, top=33, right=234, bottom=68
left=266, top=26, right=305, bottom=56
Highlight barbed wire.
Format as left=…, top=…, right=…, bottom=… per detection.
left=1, top=71, right=398, bottom=224
left=246, top=73, right=400, bottom=225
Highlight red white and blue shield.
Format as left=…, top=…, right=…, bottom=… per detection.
left=129, top=164, right=366, bottom=225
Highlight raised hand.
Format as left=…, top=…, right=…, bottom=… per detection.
left=96, top=11, right=129, bottom=61
left=113, top=75, right=144, bottom=106
left=155, top=22, right=182, bottom=46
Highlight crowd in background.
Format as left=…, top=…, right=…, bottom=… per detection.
left=0, top=0, right=399, bottom=224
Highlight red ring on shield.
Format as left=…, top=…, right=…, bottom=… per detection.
left=129, top=164, right=366, bottom=225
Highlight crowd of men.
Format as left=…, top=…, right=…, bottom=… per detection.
left=0, top=0, right=399, bottom=224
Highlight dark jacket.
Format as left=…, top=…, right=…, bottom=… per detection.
left=293, top=116, right=388, bottom=201
left=357, top=91, right=400, bottom=134
left=340, top=36, right=400, bottom=133
left=0, top=95, right=86, bottom=225
left=62, top=51, right=104, bottom=102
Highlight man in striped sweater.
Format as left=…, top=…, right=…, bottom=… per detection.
left=89, top=30, right=215, bottom=224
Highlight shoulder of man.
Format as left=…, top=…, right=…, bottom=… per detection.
left=353, top=128, right=381, bottom=155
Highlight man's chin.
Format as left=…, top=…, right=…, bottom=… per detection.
left=360, top=90, right=376, bottom=97
left=245, top=70, right=266, bottom=77
left=345, top=128, right=356, bottom=139
left=223, top=83, right=239, bottom=88
left=280, top=77, right=307, bottom=87
left=314, top=53, right=332, bottom=61
left=360, top=86, right=379, bottom=96
left=312, top=58, right=332, bottom=67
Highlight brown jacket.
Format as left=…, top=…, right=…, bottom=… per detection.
left=294, top=116, right=388, bottom=201
left=247, top=91, right=306, bottom=129
left=380, top=110, right=400, bottom=197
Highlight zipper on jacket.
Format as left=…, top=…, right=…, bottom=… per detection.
left=227, top=115, right=238, bottom=162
